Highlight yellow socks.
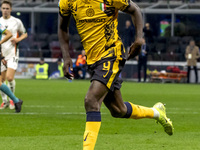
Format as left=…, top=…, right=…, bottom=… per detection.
left=124, top=102, right=154, bottom=119
left=83, top=112, right=101, bottom=150
left=83, top=103, right=156, bottom=150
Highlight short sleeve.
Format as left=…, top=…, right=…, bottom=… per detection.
left=17, top=19, right=26, bottom=34
left=58, top=0, right=71, bottom=17
left=112, top=0, right=130, bottom=11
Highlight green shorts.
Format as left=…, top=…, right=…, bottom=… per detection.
left=88, top=56, right=126, bottom=91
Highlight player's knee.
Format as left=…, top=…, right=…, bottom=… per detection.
left=84, top=96, right=100, bottom=112
left=6, top=76, right=14, bottom=82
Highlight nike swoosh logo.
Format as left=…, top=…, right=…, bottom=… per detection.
left=84, top=133, right=89, bottom=141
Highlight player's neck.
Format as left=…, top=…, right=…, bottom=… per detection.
left=3, top=15, right=11, bottom=19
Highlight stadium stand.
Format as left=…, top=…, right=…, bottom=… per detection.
left=8, top=0, right=200, bottom=82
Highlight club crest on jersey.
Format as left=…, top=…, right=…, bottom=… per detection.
left=86, top=8, right=95, bottom=17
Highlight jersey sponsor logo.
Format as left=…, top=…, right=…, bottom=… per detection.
left=78, top=18, right=106, bottom=23
left=86, top=8, right=95, bottom=17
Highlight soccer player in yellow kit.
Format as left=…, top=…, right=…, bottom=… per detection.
left=58, top=0, right=174, bottom=149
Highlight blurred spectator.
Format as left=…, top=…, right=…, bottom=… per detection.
left=122, top=20, right=135, bottom=53
left=143, top=23, right=154, bottom=44
left=185, top=40, right=200, bottom=83
left=35, top=58, right=49, bottom=79
left=136, top=38, right=149, bottom=82
left=74, top=50, right=86, bottom=79
left=57, top=58, right=64, bottom=78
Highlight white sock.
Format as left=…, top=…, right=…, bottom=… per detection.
left=1, top=82, right=8, bottom=103
left=152, top=108, right=160, bottom=119
left=8, top=80, right=16, bottom=100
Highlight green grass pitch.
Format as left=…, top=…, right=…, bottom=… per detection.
left=0, top=79, right=200, bottom=150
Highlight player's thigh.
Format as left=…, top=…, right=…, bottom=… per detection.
left=6, top=68, right=16, bottom=81
left=85, top=80, right=109, bottom=112
left=6, top=58, right=18, bottom=81
left=103, top=89, right=127, bottom=117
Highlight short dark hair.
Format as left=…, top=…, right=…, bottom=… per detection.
left=1, top=0, right=12, bottom=8
left=40, top=57, right=44, bottom=61
left=190, top=39, right=195, bottom=43
left=57, top=58, right=62, bottom=62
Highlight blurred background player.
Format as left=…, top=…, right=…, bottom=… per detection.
left=74, top=50, right=86, bottom=79
left=185, top=39, right=200, bottom=83
left=0, top=0, right=28, bottom=110
left=0, top=22, right=23, bottom=112
left=35, top=57, right=49, bottom=79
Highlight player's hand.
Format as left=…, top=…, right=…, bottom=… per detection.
left=1, top=58, right=7, bottom=66
left=63, top=58, right=74, bottom=80
left=127, top=38, right=143, bottom=60
left=11, top=38, right=19, bottom=45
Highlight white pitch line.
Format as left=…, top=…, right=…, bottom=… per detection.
left=0, top=112, right=86, bottom=115
left=168, top=107, right=200, bottom=111
left=24, top=105, right=65, bottom=108
left=0, top=111, right=199, bottom=115
left=21, top=105, right=200, bottom=111
left=168, top=112, right=199, bottom=114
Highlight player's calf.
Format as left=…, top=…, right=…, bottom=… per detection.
left=109, top=106, right=127, bottom=118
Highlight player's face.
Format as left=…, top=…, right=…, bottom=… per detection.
left=1, top=4, right=12, bottom=18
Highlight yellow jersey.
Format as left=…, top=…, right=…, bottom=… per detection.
left=59, top=0, right=130, bottom=65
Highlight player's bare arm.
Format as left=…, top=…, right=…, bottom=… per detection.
left=125, top=1, right=144, bottom=60
left=11, top=32, right=28, bottom=45
left=58, top=15, right=74, bottom=80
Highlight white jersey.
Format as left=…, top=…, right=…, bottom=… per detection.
left=0, top=16, right=26, bottom=59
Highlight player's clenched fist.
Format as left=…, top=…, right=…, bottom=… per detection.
left=127, top=38, right=143, bottom=60
left=63, top=59, right=74, bottom=80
